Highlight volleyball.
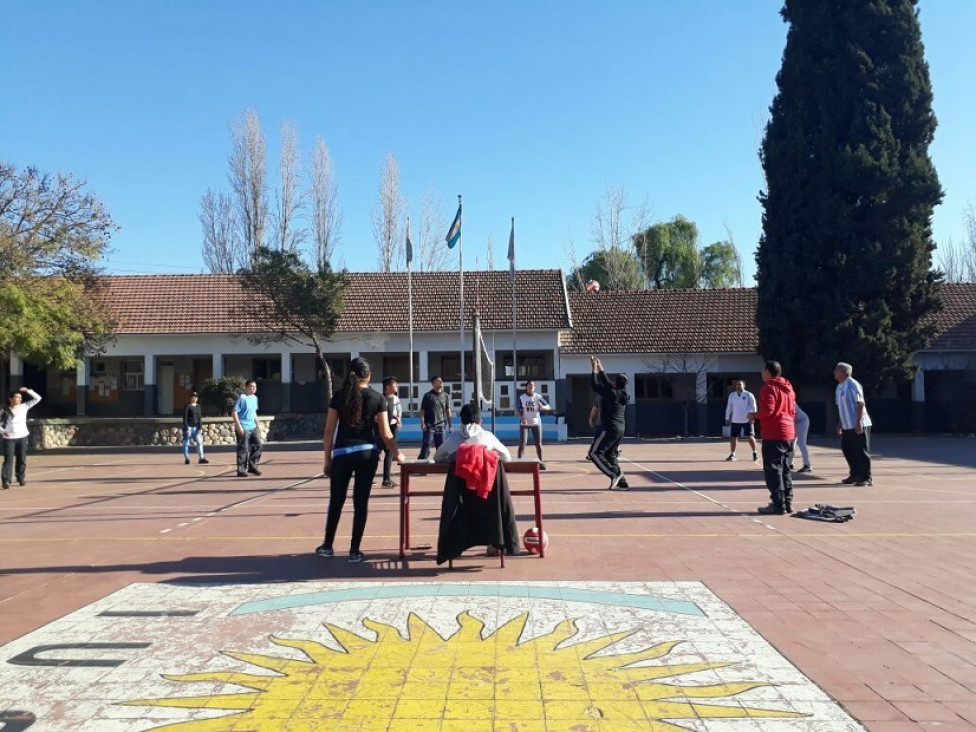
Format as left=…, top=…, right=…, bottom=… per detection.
left=585, top=279, right=600, bottom=293
left=522, top=526, right=549, bottom=555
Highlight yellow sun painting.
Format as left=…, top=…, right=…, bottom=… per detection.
left=124, top=611, right=804, bottom=731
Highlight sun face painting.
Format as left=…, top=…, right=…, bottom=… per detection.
left=125, top=611, right=803, bottom=731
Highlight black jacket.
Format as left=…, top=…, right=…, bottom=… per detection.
left=436, top=461, right=519, bottom=564
left=591, top=370, right=629, bottom=431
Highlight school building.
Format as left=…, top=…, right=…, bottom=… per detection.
left=4, top=272, right=976, bottom=438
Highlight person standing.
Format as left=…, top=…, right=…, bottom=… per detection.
left=316, top=357, right=402, bottom=563
left=834, top=362, right=873, bottom=486
left=381, top=376, right=401, bottom=487
left=589, top=356, right=630, bottom=490
left=755, top=361, right=796, bottom=515
left=725, top=379, right=758, bottom=462
left=232, top=379, right=262, bottom=478
left=417, top=376, right=451, bottom=460
left=1, top=387, right=42, bottom=489
left=517, top=380, right=552, bottom=469
left=793, top=403, right=811, bottom=472
left=181, top=392, right=209, bottom=465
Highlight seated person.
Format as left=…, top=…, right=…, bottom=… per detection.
left=434, top=404, right=511, bottom=464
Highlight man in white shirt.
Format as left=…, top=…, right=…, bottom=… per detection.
left=834, top=362, right=873, bottom=486
left=725, top=380, right=758, bottom=462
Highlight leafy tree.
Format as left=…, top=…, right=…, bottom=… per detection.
left=199, top=376, right=247, bottom=416
left=757, top=0, right=943, bottom=391
left=236, top=246, right=347, bottom=400
left=567, top=247, right=643, bottom=291
left=0, top=162, right=116, bottom=368
left=633, top=216, right=742, bottom=289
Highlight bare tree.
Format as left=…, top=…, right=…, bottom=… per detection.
left=564, top=233, right=588, bottom=291
left=199, top=189, right=243, bottom=273
left=589, top=185, right=651, bottom=290
left=415, top=189, right=451, bottom=272
left=939, top=235, right=964, bottom=283
left=372, top=152, right=404, bottom=272
left=310, top=136, right=342, bottom=269
left=228, top=108, right=268, bottom=257
left=271, top=120, right=305, bottom=253
left=642, top=351, right=716, bottom=436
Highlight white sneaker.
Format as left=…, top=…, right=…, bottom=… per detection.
left=725, top=454, right=736, bottom=461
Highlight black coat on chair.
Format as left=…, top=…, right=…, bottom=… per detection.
left=436, top=460, right=519, bottom=565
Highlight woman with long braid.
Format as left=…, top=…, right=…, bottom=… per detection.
left=315, top=358, right=402, bottom=563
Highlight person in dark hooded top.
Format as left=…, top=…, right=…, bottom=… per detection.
left=589, top=355, right=630, bottom=490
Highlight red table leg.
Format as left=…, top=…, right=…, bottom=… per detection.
left=533, top=466, right=545, bottom=558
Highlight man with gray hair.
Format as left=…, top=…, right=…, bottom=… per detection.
left=834, top=362, right=872, bottom=486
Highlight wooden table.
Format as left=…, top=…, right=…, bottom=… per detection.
left=399, top=459, right=545, bottom=559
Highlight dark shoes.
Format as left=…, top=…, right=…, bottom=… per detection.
left=236, top=471, right=248, bottom=478
left=840, top=476, right=856, bottom=485
left=797, top=465, right=812, bottom=473
left=185, top=458, right=190, bottom=465
left=199, top=458, right=210, bottom=465
left=1, top=483, right=9, bottom=490
left=247, top=467, right=262, bottom=476
left=348, top=550, right=365, bottom=563
left=539, top=463, right=547, bottom=471
left=314, top=544, right=334, bottom=558
left=381, top=480, right=394, bottom=488
left=855, top=479, right=873, bottom=487
left=757, top=503, right=787, bottom=515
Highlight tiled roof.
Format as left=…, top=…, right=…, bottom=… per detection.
left=563, top=288, right=759, bottom=354
left=95, top=270, right=571, bottom=335
left=929, top=283, right=976, bottom=351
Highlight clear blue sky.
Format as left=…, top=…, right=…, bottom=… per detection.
left=3, top=1, right=974, bottom=282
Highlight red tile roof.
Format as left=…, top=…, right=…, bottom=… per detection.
left=929, top=283, right=976, bottom=351
left=563, top=288, right=759, bottom=354
left=96, top=270, right=571, bottom=335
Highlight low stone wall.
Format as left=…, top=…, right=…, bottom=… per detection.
left=29, top=417, right=276, bottom=450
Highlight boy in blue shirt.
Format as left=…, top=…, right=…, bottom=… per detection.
left=232, top=379, right=262, bottom=477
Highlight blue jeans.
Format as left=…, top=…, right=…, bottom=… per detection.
left=417, top=426, right=444, bottom=460
left=182, top=426, right=205, bottom=460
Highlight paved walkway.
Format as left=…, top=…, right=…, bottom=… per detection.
left=0, top=436, right=974, bottom=730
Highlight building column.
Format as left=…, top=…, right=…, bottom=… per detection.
left=280, top=352, right=292, bottom=413
left=144, top=355, right=156, bottom=416
left=9, top=354, right=24, bottom=390
left=696, top=370, right=709, bottom=436
left=75, top=359, right=88, bottom=416
left=624, top=370, right=636, bottom=436
left=912, top=368, right=926, bottom=432
left=212, top=353, right=224, bottom=379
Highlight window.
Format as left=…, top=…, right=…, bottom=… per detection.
left=121, top=360, right=144, bottom=391
left=635, top=375, right=674, bottom=400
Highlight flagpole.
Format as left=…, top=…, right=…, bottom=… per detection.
left=406, top=217, right=414, bottom=417
left=457, top=194, right=465, bottom=407
left=509, top=217, right=518, bottom=415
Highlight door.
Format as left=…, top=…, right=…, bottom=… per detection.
left=158, top=362, right=175, bottom=415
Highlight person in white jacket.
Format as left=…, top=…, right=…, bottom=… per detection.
left=434, top=404, right=511, bottom=464
left=1, top=387, right=42, bottom=489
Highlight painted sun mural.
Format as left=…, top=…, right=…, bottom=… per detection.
left=125, top=611, right=803, bottom=731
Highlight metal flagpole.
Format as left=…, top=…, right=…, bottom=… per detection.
left=406, top=217, right=414, bottom=416
left=457, top=195, right=465, bottom=407
left=509, top=217, right=518, bottom=414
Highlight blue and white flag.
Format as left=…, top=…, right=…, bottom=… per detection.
left=445, top=202, right=462, bottom=249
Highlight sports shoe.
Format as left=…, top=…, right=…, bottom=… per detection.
left=247, top=467, right=262, bottom=476
left=236, top=471, right=249, bottom=477
left=539, top=463, right=547, bottom=471
left=348, top=550, right=365, bottom=563
left=585, top=454, right=594, bottom=462
left=757, top=503, right=786, bottom=515
left=797, top=465, right=812, bottom=473
left=617, top=478, right=629, bottom=489
left=855, top=479, right=873, bottom=487
left=725, top=454, right=736, bottom=461
left=185, top=458, right=190, bottom=465
left=609, top=473, right=628, bottom=490
left=199, top=458, right=210, bottom=465
left=840, top=477, right=856, bottom=485
left=752, top=452, right=759, bottom=462
left=314, top=544, right=334, bottom=558
left=1, top=483, right=9, bottom=490
left=382, top=480, right=394, bottom=488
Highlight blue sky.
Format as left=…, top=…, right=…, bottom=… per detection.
left=3, top=1, right=974, bottom=283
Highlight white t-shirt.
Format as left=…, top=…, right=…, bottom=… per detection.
left=518, top=392, right=549, bottom=427
left=0, top=389, right=42, bottom=440
left=725, top=390, right=757, bottom=423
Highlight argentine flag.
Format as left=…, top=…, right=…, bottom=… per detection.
left=445, top=202, right=462, bottom=249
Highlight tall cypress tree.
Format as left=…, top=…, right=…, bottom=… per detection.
left=756, top=0, right=943, bottom=393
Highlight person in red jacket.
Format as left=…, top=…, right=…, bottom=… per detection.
left=755, top=360, right=796, bottom=515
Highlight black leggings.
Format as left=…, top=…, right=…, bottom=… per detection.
left=324, top=449, right=380, bottom=552
left=518, top=424, right=543, bottom=459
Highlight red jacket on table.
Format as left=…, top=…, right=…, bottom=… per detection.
left=756, top=376, right=796, bottom=441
